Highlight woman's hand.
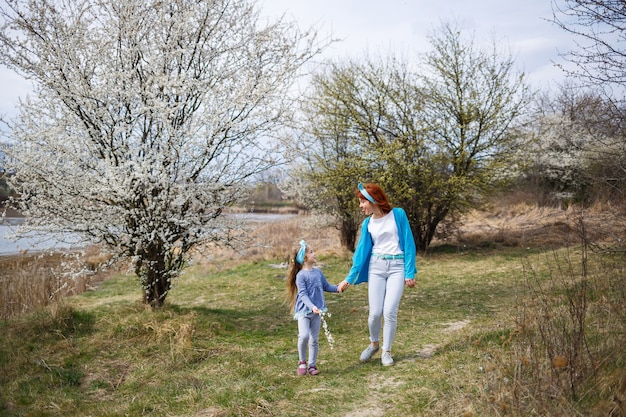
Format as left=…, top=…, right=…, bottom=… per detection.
left=405, top=279, right=416, bottom=288
left=338, top=280, right=350, bottom=292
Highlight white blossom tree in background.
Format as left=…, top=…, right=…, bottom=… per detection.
left=528, top=85, right=626, bottom=204
left=0, top=0, right=324, bottom=307
left=550, top=0, right=626, bottom=202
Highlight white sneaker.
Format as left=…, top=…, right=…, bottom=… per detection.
left=359, top=344, right=380, bottom=362
left=381, top=351, right=394, bottom=366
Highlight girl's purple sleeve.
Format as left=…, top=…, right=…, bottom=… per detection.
left=321, top=272, right=339, bottom=293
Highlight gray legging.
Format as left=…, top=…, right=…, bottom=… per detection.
left=297, top=313, right=321, bottom=366
left=367, top=257, right=406, bottom=352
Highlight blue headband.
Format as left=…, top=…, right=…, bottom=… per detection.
left=358, top=183, right=376, bottom=204
left=295, top=240, right=307, bottom=264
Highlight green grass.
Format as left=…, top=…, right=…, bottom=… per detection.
left=0, top=246, right=622, bottom=416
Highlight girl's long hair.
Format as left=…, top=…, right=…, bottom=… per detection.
left=286, top=247, right=304, bottom=313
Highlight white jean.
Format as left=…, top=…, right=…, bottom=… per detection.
left=297, top=313, right=321, bottom=366
left=367, top=257, right=405, bottom=352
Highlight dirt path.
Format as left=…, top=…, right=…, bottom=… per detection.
left=343, top=320, right=471, bottom=417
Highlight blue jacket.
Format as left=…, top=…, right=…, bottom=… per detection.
left=345, top=207, right=417, bottom=285
left=294, top=268, right=339, bottom=319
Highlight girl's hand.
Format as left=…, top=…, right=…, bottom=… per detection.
left=405, top=279, right=416, bottom=288
left=312, top=306, right=320, bottom=315
left=338, top=280, right=350, bottom=292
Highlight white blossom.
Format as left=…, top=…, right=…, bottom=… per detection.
left=320, top=311, right=334, bottom=350
left=0, top=0, right=328, bottom=306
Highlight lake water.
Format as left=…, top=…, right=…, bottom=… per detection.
left=231, top=213, right=297, bottom=222
left=0, top=213, right=297, bottom=256
left=0, top=218, right=85, bottom=255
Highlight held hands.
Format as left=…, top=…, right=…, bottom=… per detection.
left=337, top=280, right=411, bottom=289
left=336, top=279, right=413, bottom=290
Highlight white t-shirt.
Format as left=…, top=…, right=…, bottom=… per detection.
left=368, top=210, right=402, bottom=255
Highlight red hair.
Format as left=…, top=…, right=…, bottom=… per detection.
left=356, top=183, right=393, bottom=214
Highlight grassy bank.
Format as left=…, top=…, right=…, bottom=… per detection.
left=1, top=243, right=624, bottom=416
left=1, top=206, right=625, bottom=416
left=0, top=248, right=516, bottom=416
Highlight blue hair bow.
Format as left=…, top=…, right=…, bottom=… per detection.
left=358, top=183, right=376, bottom=204
left=295, top=240, right=307, bottom=264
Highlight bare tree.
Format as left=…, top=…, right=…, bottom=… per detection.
left=292, top=61, right=379, bottom=251
left=0, top=0, right=325, bottom=307
left=552, top=0, right=626, bottom=87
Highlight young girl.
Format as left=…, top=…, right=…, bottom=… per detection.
left=286, top=240, right=341, bottom=376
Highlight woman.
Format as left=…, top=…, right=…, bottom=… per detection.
left=338, top=183, right=417, bottom=366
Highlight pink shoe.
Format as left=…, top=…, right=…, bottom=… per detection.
left=308, top=366, right=320, bottom=376
left=297, top=360, right=307, bottom=376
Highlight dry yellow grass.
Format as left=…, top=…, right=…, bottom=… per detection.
left=453, top=201, right=626, bottom=248
left=190, top=214, right=348, bottom=268
left=0, top=247, right=115, bottom=318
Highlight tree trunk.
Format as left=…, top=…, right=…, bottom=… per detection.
left=138, top=247, right=172, bottom=308
left=413, top=208, right=448, bottom=253
left=340, top=217, right=359, bottom=252
left=143, top=268, right=171, bottom=308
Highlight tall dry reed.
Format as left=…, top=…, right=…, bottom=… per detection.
left=0, top=248, right=113, bottom=319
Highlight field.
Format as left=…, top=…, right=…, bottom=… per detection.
left=0, top=203, right=625, bottom=416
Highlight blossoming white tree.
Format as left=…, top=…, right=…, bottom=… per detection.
left=0, top=0, right=324, bottom=307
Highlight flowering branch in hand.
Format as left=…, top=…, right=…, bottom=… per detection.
left=320, top=311, right=335, bottom=350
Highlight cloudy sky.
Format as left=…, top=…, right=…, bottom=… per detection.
left=260, top=0, right=575, bottom=87
left=0, top=0, right=575, bottom=118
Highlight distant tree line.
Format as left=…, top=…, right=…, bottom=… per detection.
left=0, top=145, right=12, bottom=204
